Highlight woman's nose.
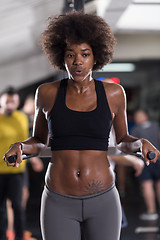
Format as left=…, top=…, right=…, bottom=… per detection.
left=73, top=55, right=82, bottom=65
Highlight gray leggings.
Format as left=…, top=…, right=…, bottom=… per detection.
left=40, top=185, right=122, bottom=240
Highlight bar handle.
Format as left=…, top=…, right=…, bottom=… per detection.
left=7, top=154, right=37, bottom=163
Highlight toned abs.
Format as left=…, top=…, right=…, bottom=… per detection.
left=46, top=150, right=114, bottom=196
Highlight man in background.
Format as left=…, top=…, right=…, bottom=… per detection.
left=131, top=109, right=160, bottom=221
left=0, top=87, right=29, bottom=240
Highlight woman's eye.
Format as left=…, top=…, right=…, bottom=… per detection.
left=67, top=54, right=74, bottom=58
left=83, top=54, right=90, bottom=57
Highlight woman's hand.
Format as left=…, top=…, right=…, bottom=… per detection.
left=141, top=138, right=160, bottom=166
left=3, top=142, right=23, bottom=168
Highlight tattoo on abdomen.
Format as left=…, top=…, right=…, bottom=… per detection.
left=84, top=180, right=105, bottom=194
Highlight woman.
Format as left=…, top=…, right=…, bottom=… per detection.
left=4, top=11, right=160, bottom=240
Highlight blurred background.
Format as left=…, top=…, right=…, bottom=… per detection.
left=1, top=1, right=160, bottom=239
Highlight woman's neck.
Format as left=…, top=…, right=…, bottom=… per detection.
left=68, top=78, right=94, bottom=94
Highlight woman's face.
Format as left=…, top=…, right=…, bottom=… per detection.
left=64, top=42, right=95, bottom=82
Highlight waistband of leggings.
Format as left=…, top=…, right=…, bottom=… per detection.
left=44, top=183, right=115, bottom=200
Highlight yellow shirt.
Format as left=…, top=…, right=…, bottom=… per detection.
left=0, top=110, right=29, bottom=174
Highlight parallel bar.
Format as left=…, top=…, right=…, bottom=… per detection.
left=21, top=147, right=155, bottom=159
left=7, top=147, right=156, bottom=163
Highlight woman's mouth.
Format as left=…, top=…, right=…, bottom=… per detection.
left=74, top=69, right=83, bottom=75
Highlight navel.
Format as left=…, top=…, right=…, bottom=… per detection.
left=77, top=169, right=80, bottom=177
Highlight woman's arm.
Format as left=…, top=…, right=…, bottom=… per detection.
left=4, top=84, right=50, bottom=167
left=107, top=83, right=160, bottom=165
left=21, top=85, right=49, bottom=154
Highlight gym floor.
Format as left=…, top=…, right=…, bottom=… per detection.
left=120, top=196, right=160, bottom=240
left=25, top=164, right=160, bottom=240
left=120, top=168, right=160, bottom=240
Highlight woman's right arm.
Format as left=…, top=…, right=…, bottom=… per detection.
left=4, top=84, right=50, bottom=167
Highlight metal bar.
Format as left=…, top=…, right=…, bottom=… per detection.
left=7, top=147, right=156, bottom=163
left=23, top=147, right=155, bottom=159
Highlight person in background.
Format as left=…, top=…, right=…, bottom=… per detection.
left=6, top=94, right=44, bottom=240
left=131, top=109, right=160, bottom=221
left=0, top=87, right=29, bottom=240
left=4, top=11, right=160, bottom=240
left=22, top=94, right=44, bottom=174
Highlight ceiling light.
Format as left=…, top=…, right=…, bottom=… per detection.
left=133, top=0, right=160, bottom=3
left=98, top=63, right=136, bottom=72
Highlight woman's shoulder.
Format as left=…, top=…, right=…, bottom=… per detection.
left=102, top=81, right=125, bottom=99
left=38, top=79, right=61, bottom=93
left=102, top=81, right=126, bottom=114
left=36, top=79, right=62, bottom=99
left=35, top=79, right=62, bottom=110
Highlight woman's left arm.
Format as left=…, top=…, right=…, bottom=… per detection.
left=111, top=84, right=160, bottom=165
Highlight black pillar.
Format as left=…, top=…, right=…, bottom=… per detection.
left=63, top=0, right=85, bottom=13
left=74, top=0, right=85, bottom=11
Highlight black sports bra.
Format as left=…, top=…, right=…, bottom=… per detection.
left=48, top=78, right=112, bottom=151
